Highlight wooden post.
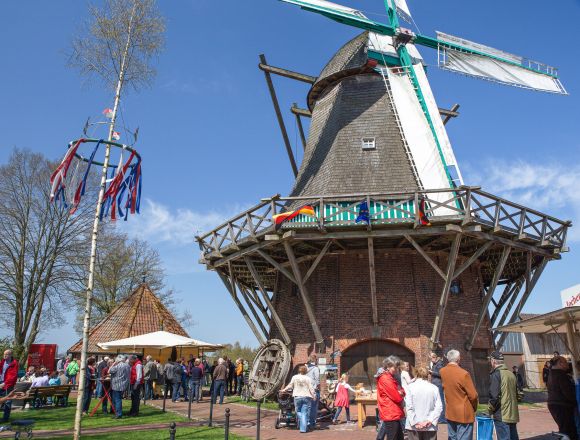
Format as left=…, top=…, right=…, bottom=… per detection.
left=237, top=282, right=269, bottom=338
left=245, top=257, right=291, bottom=345
left=430, top=234, right=462, bottom=347
left=283, top=241, right=324, bottom=343
left=259, top=54, right=298, bottom=177
left=465, top=246, right=511, bottom=351
left=496, top=258, right=547, bottom=348
left=292, top=103, right=307, bottom=150
left=368, top=237, right=379, bottom=327
left=217, top=271, right=265, bottom=345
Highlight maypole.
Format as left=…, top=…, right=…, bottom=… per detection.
left=72, top=4, right=137, bottom=438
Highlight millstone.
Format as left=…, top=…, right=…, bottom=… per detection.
left=248, top=339, right=291, bottom=400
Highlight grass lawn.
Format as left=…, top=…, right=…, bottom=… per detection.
left=10, top=398, right=185, bottom=431
left=49, top=426, right=247, bottom=439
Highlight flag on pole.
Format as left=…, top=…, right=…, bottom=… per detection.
left=355, top=201, right=370, bottom=225
left=418, top=197, right=431, bottom=226
left=102, top=108, right=114, bottom=119
left=273, top=205, right=316, bottom=230
left=112, top=131, right=121, bottom=140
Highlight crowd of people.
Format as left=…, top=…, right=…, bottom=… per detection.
left=281, top=348, right=578, bottom=440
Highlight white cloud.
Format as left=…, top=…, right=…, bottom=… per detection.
left=464, top=160, right=579, bottom=240
left=122, top=198, right=247, bottom=246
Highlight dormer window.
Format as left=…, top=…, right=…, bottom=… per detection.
left=362, top=137, right=376, bottom=150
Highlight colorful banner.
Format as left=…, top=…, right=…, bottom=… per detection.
left=27, top=344, right=58, bottom=370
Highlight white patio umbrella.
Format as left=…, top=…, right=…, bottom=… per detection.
left=96, top=330, right=223, bottom=351
left=494, top=306, right=580, bottom=383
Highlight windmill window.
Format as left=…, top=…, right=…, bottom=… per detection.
left=361, top=137, right=376, bottom=150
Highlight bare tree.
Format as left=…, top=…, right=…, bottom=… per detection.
left=68, top=1, right=164, bottom=436
left=69, top=0, right=165, bottom=93
left=0, top=150, right=94, bottom=364
left=70, top=231, right=192, bottom=331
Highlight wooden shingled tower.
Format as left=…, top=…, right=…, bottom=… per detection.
left=197, top=0, right=570, bottom=398
left=68, top=283, right=188, bottom=355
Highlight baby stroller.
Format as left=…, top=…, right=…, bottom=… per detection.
left=275, top=390, right=297, bottom=429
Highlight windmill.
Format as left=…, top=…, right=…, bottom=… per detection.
left=196, top=0, right=570, bottom=400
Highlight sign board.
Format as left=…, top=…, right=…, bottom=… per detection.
left=561, top=284, right=580, bottom=308
left=27, top=344, right=58, bottom=370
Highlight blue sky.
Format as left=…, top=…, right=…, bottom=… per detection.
left=1, top=0, right=579, bottom=352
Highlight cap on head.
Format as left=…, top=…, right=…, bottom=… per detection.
left=490, top=351, right=504, bottom=361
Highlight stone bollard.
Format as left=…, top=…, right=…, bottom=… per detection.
left=224, top=408, right=230, bottom=440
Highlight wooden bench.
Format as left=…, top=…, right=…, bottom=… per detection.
left=24, top=385, right=72, bottom=408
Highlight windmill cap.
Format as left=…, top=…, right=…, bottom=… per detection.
left=489, top=351, right=504, bottom=361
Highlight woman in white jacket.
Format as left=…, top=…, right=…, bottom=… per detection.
left=405, top=367, right=443, bottom=440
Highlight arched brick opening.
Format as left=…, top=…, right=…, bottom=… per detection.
left=339, top=338, right=415, bottom=388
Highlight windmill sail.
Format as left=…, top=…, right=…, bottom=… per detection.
left=437, top=32, right=567, bottom=94
left=280, top=0, right=395, bottom=34
left=393, top=0, right=412, bottom=24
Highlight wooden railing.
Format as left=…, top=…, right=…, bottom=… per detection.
left=196, top=187, right=570, bottom=257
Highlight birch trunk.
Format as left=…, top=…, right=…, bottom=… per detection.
left=72, top=4, right=137, bottom=438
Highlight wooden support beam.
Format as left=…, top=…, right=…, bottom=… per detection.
left=290, top=106, right=312, bottom=117
left=490, top=278, right=521, bottom=325
left=462, top=227, right=556, bottom=257
left=283, top=241, right=324, bottom=343
left=493, top=278, right=525, bottom=334
left=256, top=249, right=297, bottom=284
left=245, top=257, right=291, bottom=345
left=303, top=240, right=332, bottom=283
left=496, top=258, right=547, bottom=348
left=465, top=246, right=511, bottom=351
left=237, top=282, right=269, bottom=338
left=404, top=234, right=446, bottom=280
left=368, top=237, right=379, bottom=327
left=441, top=104, right=460, bottom=125
left=258, top=62, right=317, bottom=84
left=259, top=54, right=298, bottom=177
left=453, top=242, right=492, bottom=279
left=430, top=234, right=462, bottom=347
left=217, top=270, right=265, bottom=345
left=292, top=103, right=307, bottom=150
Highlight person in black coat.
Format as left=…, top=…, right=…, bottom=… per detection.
left=547, top=356, right=577, bottom=440
left=429, top=349, right=446, bottom=424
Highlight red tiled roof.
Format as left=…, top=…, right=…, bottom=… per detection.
left=68, top=283, right=189, bottom=354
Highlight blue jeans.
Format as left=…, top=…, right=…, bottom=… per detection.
left=111, top=390, right=123, bottom=417
left=294, top=397, right=312, bottom=433
left=172, top=381, right=181, bottom=401
left=309, top=389, right=320, bottom=427
left=181, top=375, right=188, bottom=398
left=144, top=380, right=154, bottom=400
left=333, top=406, right=350, bottom=422
left=95, top=380, right=103, bottom=399
left=82, top=385, right=92, bottom=413
left=236, top=375, right=243, bottom=395
left=0, top=387, right=13, bottom=422
left=448, top=421, right=474, bottom=440
left=436, top=383, right=446, bottom=423
left=493, top=420, right=519, bottom=440
left=189, top=380, right=201, bottom=402
left=212, top=379, right=226, bottom=404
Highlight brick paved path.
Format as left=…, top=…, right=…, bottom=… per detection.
left=149, top=397, right=560, bottom=440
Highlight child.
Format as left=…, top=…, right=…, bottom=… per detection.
left=333, top=373, right=355, bottom=424
left=48, top=370, right=61, bottom=386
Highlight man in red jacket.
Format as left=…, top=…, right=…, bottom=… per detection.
left=0, top=349, right=19, bottom=422
left=376, top=355, right=405, bottom=440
